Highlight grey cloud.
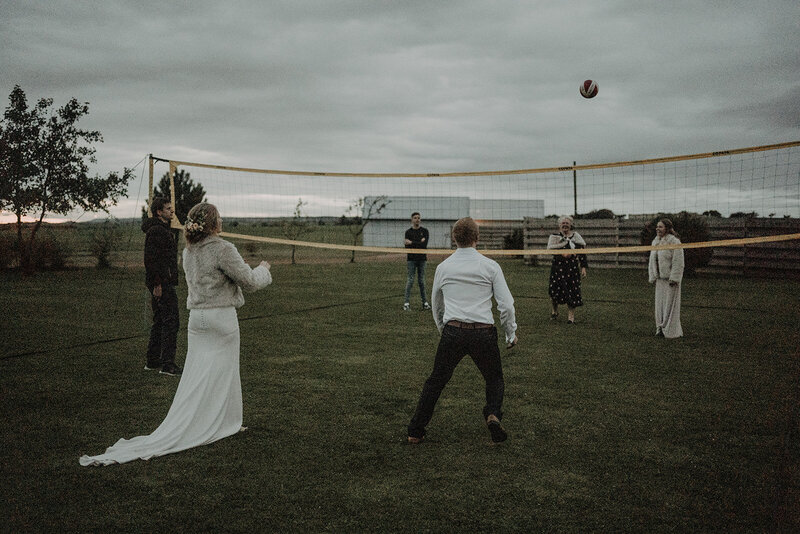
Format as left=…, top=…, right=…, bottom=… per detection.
left=1, top=0, right=798, bottom=193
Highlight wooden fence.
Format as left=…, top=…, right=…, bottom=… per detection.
left=472, top=222, right=520, bottom=250
left=472, top=218, right=800, bottom=277
left=702, top=218, right=800, bottom=276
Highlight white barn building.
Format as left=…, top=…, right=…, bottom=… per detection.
left=362, top=196, right=544, bottom=248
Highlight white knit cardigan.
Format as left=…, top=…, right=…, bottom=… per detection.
left=182, top=236, right=272, bottom=309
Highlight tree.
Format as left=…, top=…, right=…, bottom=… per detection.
left=281, top=198, right=314, bottom=264
left=344, top=196, right=389, bottom=263
left=702, top=210, right=722, bottom=218
left=141, top=169, right=206, bottom=227
left=0, top=85, right=132, bottom=274
left=729, top=211, right=758, bottom=218
left=576, top=208, right=616, bottom=219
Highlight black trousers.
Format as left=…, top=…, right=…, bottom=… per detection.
left=146, top=284, right=179, bottom=366
left=408, top=325, right=504, bottom=439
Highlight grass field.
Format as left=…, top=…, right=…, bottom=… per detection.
left=1, top=253, right=799, bottom=532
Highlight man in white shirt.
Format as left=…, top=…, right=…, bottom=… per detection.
left=407, top=217, right=518, bottom=444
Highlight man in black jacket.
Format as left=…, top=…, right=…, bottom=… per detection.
left=142, top=197, right=182, bottom=376
left=403, top=212, right=430, bottom=311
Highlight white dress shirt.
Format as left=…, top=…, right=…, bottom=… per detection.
left=431, top=247, right=517, bottom=343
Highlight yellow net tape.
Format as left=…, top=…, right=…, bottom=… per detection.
left=218, top=231, right=800, bottom=256
left=159, top=140, right=800, bottom=256
left=161, top=140, right=800, bottom=177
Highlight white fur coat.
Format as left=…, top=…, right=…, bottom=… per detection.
left=182, top=236, right=271, bottom=309
left=648, top=234, right=684, bottom=284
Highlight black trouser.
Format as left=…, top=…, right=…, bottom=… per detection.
left=408, top=325, right=504, bottom=438
left=146, top=284, right=179, bottom=367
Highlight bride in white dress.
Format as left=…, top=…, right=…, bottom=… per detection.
left=80, top=203, right=272, bottom=466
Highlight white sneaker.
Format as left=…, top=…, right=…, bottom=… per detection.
left=423, top=302, right=431, bottom=310
left=403, top=303, right=411, bottom=311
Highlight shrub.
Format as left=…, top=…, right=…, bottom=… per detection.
left=31, top=232, right=73, bottom=270
left=577, top=209, right=615, bottom=219
left=0, top=226, right=73, bottom=271
left=640, top=211, right=712, bottom=276
left=0, top=231, right=17, bottom=269
left=243, top=241, right=259, bottom=257
left=89, top=219, right=120, bottom=268
left=503, top=227, right=524, bottom=250
left=730, top=211, right=758, bottom=218
left=337, top=215, right=362, bottom=226
left=703, top=210, right=722, bottom=218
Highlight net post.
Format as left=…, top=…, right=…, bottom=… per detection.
left=572, top=161, right=578, bottom=216
left=147, top=154, right=154, bottom=216
left=168, top=161, right=181, bottom=229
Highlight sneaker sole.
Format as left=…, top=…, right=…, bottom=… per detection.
left=488, top=421, right=508, bottom=443
left=159, top=370, right=181, bottom=376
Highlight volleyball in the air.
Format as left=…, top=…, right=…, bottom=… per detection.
left=580, top=80, right=598, bottom=99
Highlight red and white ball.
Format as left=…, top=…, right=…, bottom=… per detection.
left=580, top=80, right=598, bottom=99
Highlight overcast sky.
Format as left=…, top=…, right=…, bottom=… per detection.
left=1, top=0, right=799, bottom=221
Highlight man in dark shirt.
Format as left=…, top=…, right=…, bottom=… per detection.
left=403, top=212, right=430, bottom=311
left=141, top=197, right=182, bottom=376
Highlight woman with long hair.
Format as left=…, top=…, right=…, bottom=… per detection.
left=80, top=203, right=272, bottom=466
left=648, top=218, right=684, bottom=338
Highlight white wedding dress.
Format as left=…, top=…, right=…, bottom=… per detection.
left=80, top=307, right=243, bottom=466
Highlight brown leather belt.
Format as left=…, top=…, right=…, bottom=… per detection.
left=447, top=320, right=494, bottom=329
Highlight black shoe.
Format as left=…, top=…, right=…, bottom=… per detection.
left=550, top=313, right=558, bottom=320
left=144, top=363, right=160, bottom=371
left=159, top=363, right=183, bottom=376
left=567, top=319, right=574, bottom=324
left=407, top=428, right=425, bottom=444
left=487, top=415, right=508, bottom=443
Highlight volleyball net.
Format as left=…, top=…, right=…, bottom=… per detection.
left=149, top=141, right=800, bottom=257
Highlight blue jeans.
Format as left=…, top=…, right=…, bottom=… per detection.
left=404, top=260, right=427, bottom=303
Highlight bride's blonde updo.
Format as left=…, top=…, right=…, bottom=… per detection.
left=184, top=203, right=221, bottom=244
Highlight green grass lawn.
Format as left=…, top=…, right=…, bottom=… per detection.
left=1, top=258, right=799, bottom=532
